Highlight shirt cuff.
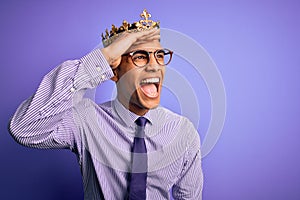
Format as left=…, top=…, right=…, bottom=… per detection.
left=80, top=48, right=114, bottom=87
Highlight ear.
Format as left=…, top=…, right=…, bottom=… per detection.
left=110, top=68, right=119, bottom=82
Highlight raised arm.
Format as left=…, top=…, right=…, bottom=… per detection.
left=9, top=28, right=160, bottom=150
left=9, top=49, right=113, bottom=150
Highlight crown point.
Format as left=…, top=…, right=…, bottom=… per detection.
left=140, top=9, right=151, bottom=21
left=122, top=20, right=129, bottom=31
left=110, top=24, right=118, bottom=35
left=105, top=29, right=109, bottom=39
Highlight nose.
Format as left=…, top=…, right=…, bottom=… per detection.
left=145, top=53, right=160, bottom=72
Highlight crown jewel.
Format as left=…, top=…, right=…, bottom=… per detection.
left=101, top=9, right=160, bottom=47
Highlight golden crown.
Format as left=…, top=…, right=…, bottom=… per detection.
left=101, top=9, right=160, bottom=47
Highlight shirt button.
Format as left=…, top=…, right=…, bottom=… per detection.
left=101, top=75, right=106, bottom=80
left=96, top=66, right=101, bottom=72
left=70, top=87, right=76, bottom=92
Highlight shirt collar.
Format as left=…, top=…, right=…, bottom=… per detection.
left=112, top=98, right=155, bottom=128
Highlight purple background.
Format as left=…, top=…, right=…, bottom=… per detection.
left=1, top=0, right=300, bottom=199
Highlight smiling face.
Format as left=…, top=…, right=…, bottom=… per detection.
left=113, top=40, right=165, bottom=116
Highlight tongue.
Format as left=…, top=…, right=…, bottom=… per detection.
left=140, top=84, right=158, bottom=98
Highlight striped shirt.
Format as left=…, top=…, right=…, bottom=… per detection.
left=9, top=49, right=203, bottom=199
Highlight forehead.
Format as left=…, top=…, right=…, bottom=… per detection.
left=126, top=40, right=162, bottom=53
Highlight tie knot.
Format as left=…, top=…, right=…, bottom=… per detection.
left=135, top=117, right=147, bottom=127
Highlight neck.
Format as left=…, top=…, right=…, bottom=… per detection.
left=129, top=104, right=149, bottom=116
left=117, top=96, right=149, bottom=116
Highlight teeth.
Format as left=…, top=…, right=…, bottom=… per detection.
left=141, top=77, right=160, bottom=84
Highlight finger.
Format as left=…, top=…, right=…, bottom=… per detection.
left=134, top=35, right=160, bottom=46
left=111, top=29, right=159, bottom=54
left=134, top=29, right=160, bottom=43
left=127, top=28, right=159, bottom=42
left=115, top=28, right=159, bottom=47
left=135, top=28, right=160, bottom=40
left=136, top=34, right=160, bottom=42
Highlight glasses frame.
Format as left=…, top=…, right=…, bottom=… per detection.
left=123, top=48, right=173, bottom=67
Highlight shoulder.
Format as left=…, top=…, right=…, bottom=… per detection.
left=154, top=106, right=195, bottom=129
left=153, top=106, right=199, bottom=139
left=72, top=98, right=113, bottom=119
left=153, top=106, right=201, bottom=152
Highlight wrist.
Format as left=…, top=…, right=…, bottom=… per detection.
left=100, top=48, right=119, bottom=69
left=100, top=48, right=111, bottom=64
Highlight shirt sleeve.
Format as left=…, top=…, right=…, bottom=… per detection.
left=9, top=48, right=114, bottom=150
left=172, top=120, right=204, bottom=200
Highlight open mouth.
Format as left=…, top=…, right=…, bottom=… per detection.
left=139, top=77, right=160, bottom=98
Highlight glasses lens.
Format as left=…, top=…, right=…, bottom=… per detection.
left=155, top=49, right=172, bottom=65
left=131, top=50, right=149, bottom=67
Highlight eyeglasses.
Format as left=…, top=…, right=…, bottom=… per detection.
left=123, top=48, right=173, bottom=67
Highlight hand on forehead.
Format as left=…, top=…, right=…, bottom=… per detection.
left=101, top=27, right=161, bottom=69
left=126, top=28, right=161, bottom=53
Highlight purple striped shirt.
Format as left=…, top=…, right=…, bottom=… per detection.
left=9, top=49, right=203, bottom=199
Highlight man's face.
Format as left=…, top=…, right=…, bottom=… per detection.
left=115, top=40, right=165, bottom=115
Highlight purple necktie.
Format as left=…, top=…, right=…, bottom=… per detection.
left=128, top=117, right=148, bottom=200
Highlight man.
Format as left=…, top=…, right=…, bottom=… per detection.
left=9, top=9, right=203, bottom=199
